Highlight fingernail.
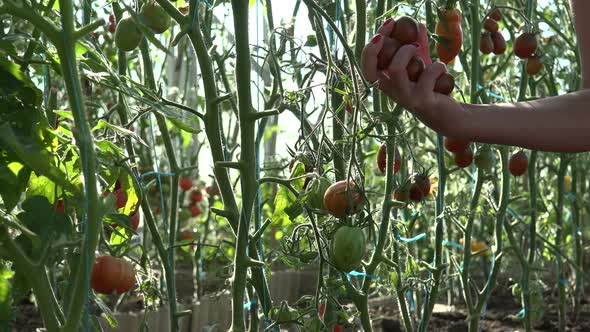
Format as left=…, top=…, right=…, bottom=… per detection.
left=411, top=42, right=420, bottom=48
left=384, top=18, right=393, bottom=26
left=371, top=34, right=383, bottom=44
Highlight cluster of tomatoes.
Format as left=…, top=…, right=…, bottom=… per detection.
left=480, top=8, right=506, bottom=55
left=377, top=16, right=455, bottom=95
left=514, top=32, right=543, bottom=76
left=114, top=2, right=171, bottom=52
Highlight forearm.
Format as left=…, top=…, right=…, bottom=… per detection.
left=459, top=89, right=590, bottom=153
left=571, top=0, right=590, bottom=88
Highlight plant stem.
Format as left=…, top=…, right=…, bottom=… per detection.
left=555, top=155, right=568, bottom=332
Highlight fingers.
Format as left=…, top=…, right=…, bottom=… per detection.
left=416, top=23, right=432, bottom=65
left=416, top=61, right=447, bottom=92
left=376, top=18, right=395, bottom=36
left=361, top=34, right=385, bottom=82
left=386, top=44, right=419, bottom=79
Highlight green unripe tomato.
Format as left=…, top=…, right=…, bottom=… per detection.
left=331, top=226, right=365, bottom=272
left=115, top=17, right=143, bottom=51
left=141, top=2, right=171, bottom=34
left=474, top=146, right=495, bottom=171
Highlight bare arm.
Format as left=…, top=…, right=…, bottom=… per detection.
left=459, top=90, right=590, bottom=152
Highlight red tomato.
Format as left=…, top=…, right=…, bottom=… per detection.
left=525, top=56, right=543, bottom=76
left=179, top=177, right=193, bottom=191
left=407, top=56, right=425, bottom=82
left=109, top=14, right=115, bottom=23
left=480, top=32, right=494, bottom=54
left=391, top=16, right=419, bottom=45
left=489, top=8, right=502, bottom=21
left=434, top=72, right=455, bottom=95
left=190, top=205, right=201, bottom=217
left=56, top=199, right=65, bottom=212
left=323, top=181, right=365, bottom=218
left=108, top=21, right=116, bottom=34
left=509, top=151, right=528, bottom=176
left=435, top=9, right=463, bottom=64
left=130, top=212, right=140, bottom=231
left=377, top=36, right=398, bottom=70
left=491, top=32, right=506, bottom=55
left=345, top=100, right=353, bottom=114
left=377, top=144, right=401, bottom=175
left=114, top=189, right=127, bottom=209
left=91, top=256, right=135, bottom=295
left=206, top=184, right=221, bottom=196
left=190, top=189, right=203, bottom=203
left=483, top=18, right=499, bottom=33
left=333, top=325, right=343, bottom=332
left=453, top=148, right=473, bottom=168
left=444, top=137, right=470, bottom=153
left=514, top=33, right=537, bottom=59
left=393, top=186, right=410, bottom=204
left=409, top=174, right=431, bottom=202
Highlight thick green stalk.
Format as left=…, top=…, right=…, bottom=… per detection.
left=55, top=1, right=101, bottom=330
left=139, top=39, right=180, bottom=332
left=572, top=164, right=583, bottom=319
left=229, top=1, right=256, bottom=330
left=555, top=156, right=568, bottom=332
left=469, top=147, right=510, bottom=332
left=354, top=0, right=366, bottom=61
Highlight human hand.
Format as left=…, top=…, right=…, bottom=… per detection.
left=361, top=18, right=468, bottom=137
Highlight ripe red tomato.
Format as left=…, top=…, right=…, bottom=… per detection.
left=435, top=9, right=463, bottom=64
left=434, top=72, right=455, bottom=95
left=514, top=33, right=537, bottom=59
left=190, top=205, right=201, bottom=217
left=109, top=14, right=115, bottom=23
left=56, top=199, right=65, bottom=212
left=483, top=18, right=499, bottom=33
left=190, top=189, right=203, bottom=203
left=480, top=33, right=494, bottom=54
left=179, top=177, right=193, bottom=191
left=491, top=32, right=506, bottom=55
left=206, top=183, right=221, bottom=196
left=444, top=137, right=470, bottom=153
left=108, top=21, right=116, bottom=34
left=130, top=212, right=140, bottom=231
left=391, top=16, right=419, bottom=45
left=377, top=144, right=401, bottom=175
left=345, top=100, right=353, bottom=114
left=489, top=8, right=502, bottom=21
left=525, top=56, right=543, bottom=76
left=91, top=256, right=135, bottom=295
left=334, top=325, right=343, bottom=332
left=323, top=181, right=365, bottom=218
left=453, top=148, right=473, bottom=168
left=114, top=189, right=127, bottom=209
left=509, top=151, right=528, bottom=176
left=407, top=56, right=425, bottom=82
left=409, top=174, right=431, bottom=202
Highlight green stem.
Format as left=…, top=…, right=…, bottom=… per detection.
left=354, top=0, right=366, bottom=61
left=139, top=39, right=180, bottom=332
left=555, top=156, right=568, bottom=332
left=56, top=0, right=101, bottom=329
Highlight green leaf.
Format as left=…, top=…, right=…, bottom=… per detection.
left=0, top=162, right=30, bottom=211
left=92, top=120, right=148, bottom=147
left=271, top=162, right=306, bottom=226
left=168, top=116, right=201, bottom=134
left=0, top=264, right=14, bottom=331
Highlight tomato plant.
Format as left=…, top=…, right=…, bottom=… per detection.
left=525, top=56, right=544, bottom=75
left=377, top=143, right=401, bottom=175
left=436, top=8, right=463, bottom=64
left=509, top=151, right=529, bottom=176
left=514, top=33, right=538, bottom=59
left=140, top=1, right=171, bottom=34
left=453, top=148, right=474, bottom=168
left=331, top=226, right=366, bottom=272
left=114, top=17, right=143, bottom=52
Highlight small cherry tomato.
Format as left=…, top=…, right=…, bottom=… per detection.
left=491, top=31, right=506, bottom=55
left=435, top=9, right=463, bottom=64
left=480, top=32, right=494, bottom=54
left=434, top=72, right=455, bottom=95
left=91, top=256, right=135, bottom=295
left=489, top=8, right=502, bottom=21
left=509, top=151, right=528, bottom=176
left=408, top=173, right=431, bottom=202
left=514, top=33, right=537, bottom=59
left=453, top=148, right=473, bottom=168
left=483, top=18, right=499, bottom=33
left=323, top=181, right=365, bottom=218
left=190, top=205, right=201, bottom=217
left=377, top=144, right=401, bottom=175
left=525, top=56, right=543, bottom=76
left=391, top=16, right=419, bottom=45
left=56, top=199, right=65, bottom=212
left=444, top=137, right=470, bottom=153
left=190, top=189, right=203, bottom=203
left=179, top=177, right=193, bottom=191
left=407, top=56, right=425, bottom=82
